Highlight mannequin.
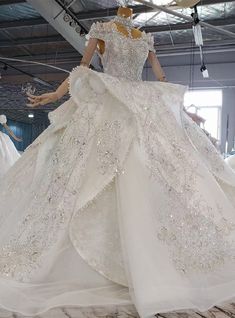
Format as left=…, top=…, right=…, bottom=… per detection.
left=27, top=6, right=166, bottom=107
left=0, top=115, right=21, bottom=179
left=2, top=123, right=22, bottom=142
left=115, top=7, right=142, bottom=38
left=0, top=115, right=22, bottom=142
left=98, top=6, right=142, bottom=55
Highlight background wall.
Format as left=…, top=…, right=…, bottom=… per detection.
left=1, top=49, right=235, bottom=153
left=144, top=49, right=235, bottom=154
left=0, top=82, right=61, bottom=151
left=0, top=118, right=49, bottom=151
left=0, top=119, right=32, bottom=151
left=221, top=88, right=235, bottom=153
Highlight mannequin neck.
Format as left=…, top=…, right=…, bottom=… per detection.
left=117, top=6, right=133, bottom=18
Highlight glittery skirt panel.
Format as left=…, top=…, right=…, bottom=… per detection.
left=0, top=132, right=20, bottom=180
left=0, top=67, right=235, bottom=317
left=225, top=155, right=235, bottom=170
left=72, top=68, right=235, bottom=316
left=0, top=71, right=135, bottom=314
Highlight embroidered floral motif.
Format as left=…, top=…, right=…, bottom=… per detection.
left=87, top=21, right=154, bottom=81
left=183, top=114, right=225, bottom=174
left=85, top=71, right=235, bottom=275
left=156, top=187, right=234, bottom=274
left=97, top=120, right=122, bottom=175
left=0, top=18, right=234, bottom=285
left=0, top=101, right=104, bottom=281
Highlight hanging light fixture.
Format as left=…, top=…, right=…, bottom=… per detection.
left=28, top=113, right=34, bottom=119
left=191, top=5, right=209, bottom=78
left=75, top=25, right=81, bottom=34
left=63, top=13, right=72, bottom=23
left=62, top=12, right=83, bottom=35
left=69, top=20, right=77, bottom=28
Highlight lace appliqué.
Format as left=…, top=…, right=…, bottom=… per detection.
left=0, top=104, right=98, bottom=281
left=0, top=67, right=135, bottom=282
left=91, top=73, right=235, bottom=275
left=157, top=187, right=235, bottom=274
left=97, top=120, right=122, bottom=175
left=87, top=21, right=154, bottom=81
left=143, top=111, right=235, bottom=274
left=86, top=21, right=111, bottom=42
left=183, top=114, right=225, bottom=174
left=70, top=181, right=128, bottom=286
left=146, top=32, right=155, bottom=52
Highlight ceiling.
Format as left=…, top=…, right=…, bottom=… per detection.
left=0, top=0, right=235, bottom=123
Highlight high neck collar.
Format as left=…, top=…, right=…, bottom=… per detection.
left=113, top=15, right=134, bottom=30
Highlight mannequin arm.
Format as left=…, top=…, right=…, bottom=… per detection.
left=56, top=38, right=99, bottom=98
left=27, top=38, right=98, bottom=107
left=3, top=123, right=22, bottom=142
left=148, top=51, right=167, bottom=82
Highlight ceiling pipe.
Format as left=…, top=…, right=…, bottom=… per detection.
left=0, top=57, right=69, bottom=73
left=0, top=60, right=53, bottom=87
left=135, top=0, right=235, bottom=39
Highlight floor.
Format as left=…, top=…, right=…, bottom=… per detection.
left=0, top=303, right=235, bottom=318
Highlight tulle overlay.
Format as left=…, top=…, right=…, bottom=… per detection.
left=0, top=132, right=20, bottom=179
left=0, top=67, right=235, bottom=317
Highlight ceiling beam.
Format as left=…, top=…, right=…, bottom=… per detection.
left=1, top=17, right=235, bottom=49
left=0, top=0, right=232, bottom=7
left=0, top=0, right=25, bottom=5
left=1, top=0, right=233, bottom=30
left=0, top=35, right=66, bottom=47
left=142, top=17, right=235, bottom=33
left=136, top=0, right=235, bottom=39
left=199, top=0, right=234, bottom=5
left=0, top=72, right=67, bottom=84
left=74, top=1, right=234, bottom=21
left=0, top=52, right=80, bottom=65
left=156, top=38, right=235, bottom=51
left=75, top=5, right=152, bottom=21
left=0, top=18, right=47, bottom=29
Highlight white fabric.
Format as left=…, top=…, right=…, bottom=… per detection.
left=225, top=155, right=235, bottom=170
left=0, top=131, right=20, bottom=180
left=0, top=20, right=235, bottom=318
left=0, top=116, right=7, bottom=125
left=87, top=21, right=155, bottom=81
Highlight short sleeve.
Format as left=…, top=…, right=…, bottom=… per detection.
left=147, top=33, right=155, bottom=53
left=86, top=22, right=108, bottom=42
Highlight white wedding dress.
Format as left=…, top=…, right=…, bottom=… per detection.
left=225, top=155, right=235, bottom=170
left=0, top=117, right=20, bottom=179
left=0, top=21, right=235, bottom=318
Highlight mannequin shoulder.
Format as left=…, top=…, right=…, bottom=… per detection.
left=90, top=21, right=114, bottom=33
left=132, top=28, right=142, bottom=39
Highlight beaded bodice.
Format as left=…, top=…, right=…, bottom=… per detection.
left=87, top=21, right=155, bottom=81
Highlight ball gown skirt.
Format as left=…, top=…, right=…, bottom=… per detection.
left=225, top=155, right=235, bottom=170
left=0, top=67, right=235, bottom=318
left=0, top=132, right=20, bottom=180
